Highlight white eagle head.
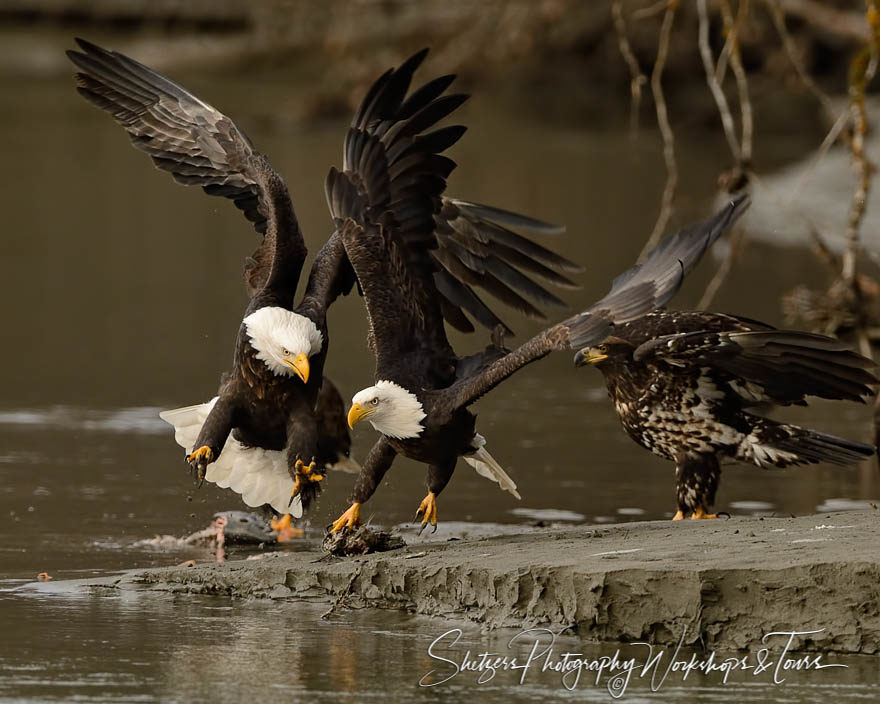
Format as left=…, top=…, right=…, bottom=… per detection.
left=243, top=306, right=323, bottom=382
left=347, top=381, right=426, bottom=439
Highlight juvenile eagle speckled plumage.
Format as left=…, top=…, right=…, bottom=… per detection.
left=575, top=311, right=878, bottom=519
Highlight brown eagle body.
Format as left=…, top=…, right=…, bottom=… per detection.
left=68, top=40, right=581, bottom=517
left=324, top=47, right=753, bottom=532
left=577, top=311, right=877, bottom=518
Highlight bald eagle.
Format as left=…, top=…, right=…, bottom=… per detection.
left=67, top=41, right=580, bottom=517
left=575, top=311, right=877, bottom=519
left=323, top=42, right=751, bottom=532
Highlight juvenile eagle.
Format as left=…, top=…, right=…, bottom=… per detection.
left=575, top=311, right=877, bottom=519
left=68, top=41, right=579, bottom=517
left=324, top=43, right=750, bottom=532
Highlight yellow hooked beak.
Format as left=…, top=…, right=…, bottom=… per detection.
left=347, top=402, right=375, bottom=429
left=283, top=352, right=310, bottom=383
left=573, top=347, right=607, bottom=367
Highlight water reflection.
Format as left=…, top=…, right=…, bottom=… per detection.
left=0, top=588, right=876, bottom=703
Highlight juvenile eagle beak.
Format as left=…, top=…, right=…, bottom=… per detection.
left=574, top=347, right=607, bottom=367
left=348, top=403, right=374, bottom=428
left=284, top=352, right=310, bottom=383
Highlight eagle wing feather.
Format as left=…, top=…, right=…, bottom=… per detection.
left=325, top=49, right=581, bottom=384
left=633, top=327, right=877, bottom=404
left=444, top=197, right=749, bottom=409
left=67, top=38, right=307, bottom=300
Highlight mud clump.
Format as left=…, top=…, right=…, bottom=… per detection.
left=321, top=525, right=406, bottom=556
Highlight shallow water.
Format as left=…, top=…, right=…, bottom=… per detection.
left=1, top=32, right=879, bottom=700
left=1, top=582, right=877, bottom=703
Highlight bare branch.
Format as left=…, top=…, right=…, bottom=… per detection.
left=632, top=0, right=672, bottom=22
left=790, top=110, right=850, bottom=202
left=841, top=30, right=878, bottom=284
left=611, top=0, right=648, bottom=138
left=697, top=0, right=742, bottom=162
left=764, top=0, right=839, bottom=124
left=778, top=0, right=872, bottom=44
left=639, top=0, right=679, bottom=259
left=720, top=0, right=754, bottom=163
left=697, top=224, right=746, bottom=309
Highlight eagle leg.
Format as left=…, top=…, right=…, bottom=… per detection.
left=270, top=513, right=304, bottom=542
left=290, top=459, right=324, bottom=499
left=185, top=446, right=214, bottom=487
left=329, top=502, right=361, bottom=534
left=674, top=454, right=721, bottom=522
left=691, top=506, right=719, bottom=520
left=415, top=492, right=439, bottom=534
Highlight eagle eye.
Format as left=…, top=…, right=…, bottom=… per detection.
left=371, top=398, right=379, bottom=406
left=282, top=348, right=290, bottom=356
left=598, top=344, right=608, bottom=353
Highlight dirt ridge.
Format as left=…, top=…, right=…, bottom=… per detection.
left=83, top=511, right=879, bottom=654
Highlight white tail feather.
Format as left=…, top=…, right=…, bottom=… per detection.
left=463, top=434, right=521, bottom=499
left=159, top=398, right=303, bottom=518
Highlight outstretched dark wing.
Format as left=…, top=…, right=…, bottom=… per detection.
left=67, top=38, right=306, bottom=300
left=633, top=327, right=877, bottom=404
left=562, top=194, right=751, bottom=349
left=444, top=196, right=750, bottom=408
left=432, top=198, right=581, bottom=333
left=325, top=49, right=581, bottom=382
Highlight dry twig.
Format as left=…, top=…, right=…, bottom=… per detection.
left=632, top=0, right=671, bottom=22
left=639, top=0, right=679, bottom=258
left=841, top=1, right=879, bottom=357
left=720, top=0, right=754, bottom=164
left=764, top=0, right=838, bottom=124
left=611, top=0, right=648, bottom=138
left=842, top=6, right=879, bottom=285
left=697, top=0, right=741, bottom=162
left=694, top=0, right=753, bottom=308
left=697, top=226, right=746, bottom=309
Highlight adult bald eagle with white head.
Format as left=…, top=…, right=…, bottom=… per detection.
left=67, top=41, right=580, bottom=520
left=326, top=49, right=751, bottom=532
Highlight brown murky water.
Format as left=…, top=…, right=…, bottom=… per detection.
left=1, top=31, right=878, bottom=701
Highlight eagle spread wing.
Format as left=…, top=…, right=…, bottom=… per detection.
left=67, top=38, right=307, bottom=300
left=632, top=326, right=877, bottom=405
left=446, top=195, right=750, bottom=409
left=433, top=198, right=581, bottom=333
left=324, top=49, right=580, bottom=381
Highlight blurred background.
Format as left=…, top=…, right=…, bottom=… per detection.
left=3, top=2, right=880, bottom=702
left=1, top=0, right=879, bottom=579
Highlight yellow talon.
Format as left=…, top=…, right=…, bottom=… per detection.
left=415, top=492, right=438, bottom=533
left=672, top=510, right=685, bottom=521
left=330, top=502, right=361, bottom=534
left=270, top=514, right=290, bottom=531
left=291, top=459, right=324, bottom=497
left=691, top=507, right=719, bottom=520
left=186, top=446, right=214, bottom=464
left=270, top=513, right=304, bottom=542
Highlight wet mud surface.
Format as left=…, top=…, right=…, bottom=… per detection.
left=63, top=511, right=880, bottom=655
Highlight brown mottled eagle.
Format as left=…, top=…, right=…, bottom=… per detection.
left=323, top=43, right=750, bottom=532
left=67, top=41, right=580, bottom=518
left=575, top=311, right=877, bottom=519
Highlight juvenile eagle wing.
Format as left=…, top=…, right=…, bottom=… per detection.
left=445, top=195, right=750, bottom=408
left=633, top=327, right=877, bottom=405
